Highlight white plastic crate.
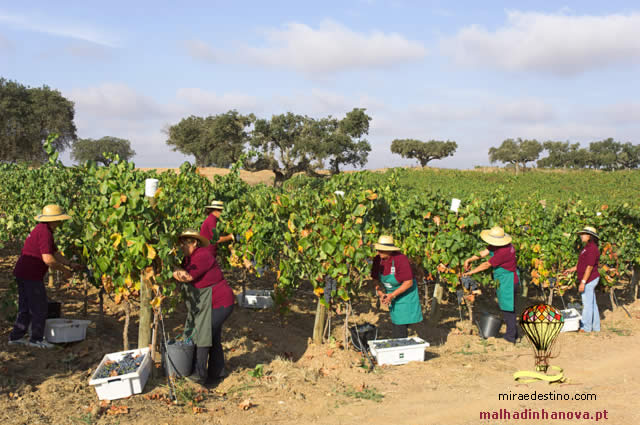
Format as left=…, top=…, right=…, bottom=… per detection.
left=89, top=347, right=151, bottom=400
left=560, top=308, right=581, bottom=332
left=44, top=319, right=91, bottom=343
left=237, top=290, right=274, bottom=309
left=368, top=337, right=430, bottom=366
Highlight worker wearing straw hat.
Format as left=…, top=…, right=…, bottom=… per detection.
left=562, top=226, right=601, bottom=333
left=173, top=229, right=234, bottom=386
left=370, top=235, right=423, bottom=338
left=463, top=226, right=520, bottom=343
left=200, top=201, right=234, bottom=257
left=9, top=205, right=82, bottom=349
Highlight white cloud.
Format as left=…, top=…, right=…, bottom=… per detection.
left=441, top=11, right=640, bottom=75
left=181, top=40, right=220, bottom=63
left=497, top=99, right=555, bottom=123
left=0, top=11, right=118, bottom=47
left=65, top=41, right=112, bottom=60
left=68, top=83, right=165, bottom=121
left=184, top=20, right=427, bottom=75
left=596, top=102, right=640, bottom=125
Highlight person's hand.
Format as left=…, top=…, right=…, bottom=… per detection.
left=463, top=259, right=472, bottom=271
left=462, top=271, right=472, bottom=277
left=579, top=282, right=585, bottom=293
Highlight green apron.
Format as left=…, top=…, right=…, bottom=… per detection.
left=183, top=285, right=213, bottom=347
left=490, top=252, right=520, bottom=312
left=380, top=259, right=423, bottom=325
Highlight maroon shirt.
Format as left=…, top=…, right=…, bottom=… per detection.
left=488, top=244, right=519, bottom=284
left=14, top=223, right=58, bottom=281
left=577, top=241, right=600, bottom=284
left=181, top=247, right=233, bottom=308
left=200, top=213, right=218, bottom=257
left=371, top=252, right=413, bottom=282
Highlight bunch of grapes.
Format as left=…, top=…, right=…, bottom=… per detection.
left=461, top=276, right=479, bottom=291
left=373, top=338, right=421, bottom=349
left=324, top=277, right=337, bottom=304
left=95, top=353, right=143, bottom=379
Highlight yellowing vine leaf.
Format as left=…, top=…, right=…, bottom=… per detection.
left=111, top=233, right=122, bottom=249
left=125, top=274, right=133, bottom=288
left=146, top=244, right=156, bottom=260
left=150, top=295, right=165, bottom=309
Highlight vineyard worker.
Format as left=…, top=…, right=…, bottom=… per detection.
left=463, top=226, right=520, bottom=344
left=370, top=235, right=423, bottom=338
left=200, top=201, right=234, bottom=257
left=562, top=226, right=601, bottom=333
left=173, top=229, right=234, bottom=385
left=9, top=205, right=82, bottom=348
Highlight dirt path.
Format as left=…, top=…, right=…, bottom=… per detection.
left=320, top=320, right=640, bottom=425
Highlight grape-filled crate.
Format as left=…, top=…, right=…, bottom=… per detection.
left=89, top=348, right=152, bottom=400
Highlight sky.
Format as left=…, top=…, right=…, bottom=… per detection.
left=2, top=0, right=640, bottom=169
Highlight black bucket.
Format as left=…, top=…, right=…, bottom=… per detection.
left=349, top=323, right=377, bottom=352
left=163, top=340, right=195, bottom=378
left=476, top=312, right=502, bottom=339
left=47, top=302, right=61, bottom=319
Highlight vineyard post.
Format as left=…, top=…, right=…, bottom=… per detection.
left=520, top=274, right=528, bottom=298
left=632, top=265, right=640, bottom=300
left=609, top=288, right=617, bottom=311
left=151, top=309, right=159, bottom=358
left=123, top=300, right=131, bottom=350
left=83, top=277, right=88, bottom=317
left=138, top=183, right=157, bottom=349
left=138, top=268, right=153, bottom=349
left=429, top=277, right=444, bottom=325
left=312, top=300, right=327, bottom=345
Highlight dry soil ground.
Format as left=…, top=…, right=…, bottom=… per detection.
left=1, top=248, right=639, bottom=425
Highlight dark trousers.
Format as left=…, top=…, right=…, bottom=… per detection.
left=10, top=278, right=47, bottom=342
left=194, top=305, right=233, bottom=380
left=392, top=323, right=409, bottom=339
left=501, top=283, right=519, bottom=343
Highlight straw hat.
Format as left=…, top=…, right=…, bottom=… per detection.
left=480, top=226, right=512, bottom=247
left=34, top=204, right=71, bottom=222
left=178, top=229, right=210, bottom=247
left=374, top=235, right=401, bottom=251
left=577, top=226, right=599, bottom=240
left=204, top=200, right=224, bottom=210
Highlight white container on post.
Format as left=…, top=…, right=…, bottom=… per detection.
left=144, top=178, right=159, bottom=197
left=450, top=198, right=461, bottom=212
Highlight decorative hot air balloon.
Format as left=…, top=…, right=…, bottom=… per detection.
left=518, top=304, right=564, bottom=379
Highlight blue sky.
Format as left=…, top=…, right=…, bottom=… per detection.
left=2, top=0, right=640, bottom=168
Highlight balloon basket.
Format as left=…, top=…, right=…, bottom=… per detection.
left=514, top=365, right=565, bottom=384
